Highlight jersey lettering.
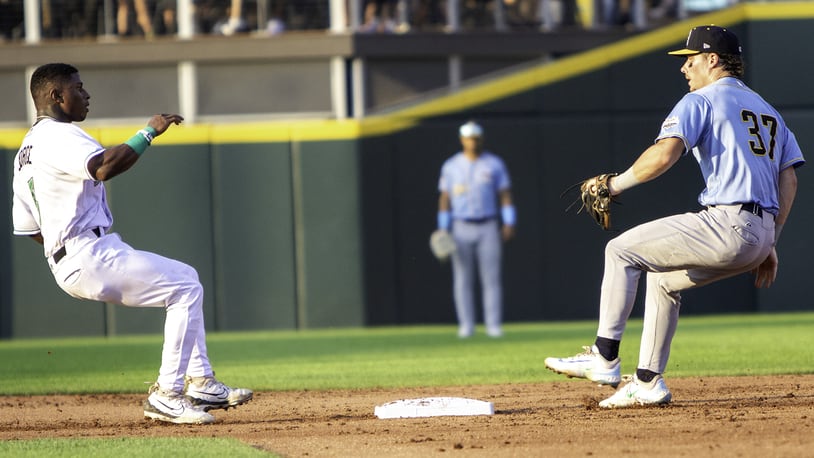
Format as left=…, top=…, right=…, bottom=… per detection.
left=741, top=110, right=777, bottom=160
left=17, top=145, right=32, bottom=171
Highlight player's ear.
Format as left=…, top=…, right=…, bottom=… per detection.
left=48, top=87, right=63, bottom=104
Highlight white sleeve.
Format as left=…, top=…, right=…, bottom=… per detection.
left=12, top=177, right=41, bottom=235
left=39, top=124, right=105, bottom=181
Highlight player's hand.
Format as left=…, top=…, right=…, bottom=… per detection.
left=502, top=225, right=515, bottom=241
left=753, top=247, right=778, bottom=288
left=146, top=113, right=184, bottom=136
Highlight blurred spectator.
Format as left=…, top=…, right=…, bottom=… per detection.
left=594, top=0, right=633, bottom=28
left=359, top=0, right=403, bottom=33
left=39, top=0, right=104, bottom=38
left=411, top=0, right=446, bottom=30
left=505, top=0, right=537, bottom=28
left=519, top=0, right=580, bottom=30
left=460, top=0, right=494, bottom=29
left=681, top=0, right=736, bottom=16
left=0, top=0, right=24, bottom=41
left=117, top=0, right=154, bottom=37
left=193, top=0, right=227, bottom=34
left=265, top=0, right=287, bottom=35
left=213, top=0, right=249, bottom=35
left=153, top=0, right=178, bottom=35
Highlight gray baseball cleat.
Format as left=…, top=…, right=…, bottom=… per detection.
left=598, top=374, right=672, bottom=408
left=544, top=345, right=622, bottom=387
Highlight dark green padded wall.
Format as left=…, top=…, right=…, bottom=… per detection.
left=211, top=143, right=297, bottom=330
left=0, top=151, right=11, bottom=338
left=294, top=139, right=365, bottom=328
left=106, top=144, right=216, bottom=334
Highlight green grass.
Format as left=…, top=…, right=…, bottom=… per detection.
left=1, top=311, right=812, bottom=396
left=0, top=437, right=270, bottom=457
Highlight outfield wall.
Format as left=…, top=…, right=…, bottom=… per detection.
left=2, top=6, right=813, bottom=337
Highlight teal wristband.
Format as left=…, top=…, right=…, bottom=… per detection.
left=124, top=126, right=156, bottom=156
left=501, top=205, right=516, bottom=226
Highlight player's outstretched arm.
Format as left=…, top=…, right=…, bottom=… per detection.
left=89, top=114, right=184, bottom=181
left=608, top=137, right=684, bottom=196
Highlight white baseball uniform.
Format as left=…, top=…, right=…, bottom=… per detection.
left=12, top=118, right=213, bottom=392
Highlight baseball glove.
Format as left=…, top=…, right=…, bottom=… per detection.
left=430, top=229, right=456, bottom=261
left=563, top=173, right=618, bottom=230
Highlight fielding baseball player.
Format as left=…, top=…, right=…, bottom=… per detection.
left=545, top=26, right=804, bottom=407
left=437, top=121, right=516, bottom=338
left=12, top=63, right=252, bottom=424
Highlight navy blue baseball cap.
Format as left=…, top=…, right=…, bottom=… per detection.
left=668, top=25, right=742, bottom=56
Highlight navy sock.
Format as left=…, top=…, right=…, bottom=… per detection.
left=636, top=368, right=659, bottom=383
left=593, top=336, right=620, bottom=361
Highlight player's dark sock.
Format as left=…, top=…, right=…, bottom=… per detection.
left=636, top=368, right=659, bottom=383
left=593, top=336, right=620, bottom=361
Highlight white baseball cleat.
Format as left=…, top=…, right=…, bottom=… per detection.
left=144, top=385, right=215, bottom=424
left=598, top=374, right=672, bottom=408
left=184, top=375, right=253, bottom=411
left=544, top=345, right=622, bottom=387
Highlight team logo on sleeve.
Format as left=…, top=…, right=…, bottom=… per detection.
left=661, top=116, right=680, bottom=131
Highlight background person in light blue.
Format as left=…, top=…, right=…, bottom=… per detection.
left=437, top=121, right=516, bottom=338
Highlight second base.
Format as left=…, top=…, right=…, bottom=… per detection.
left=374, top=397, right=494, bottom=419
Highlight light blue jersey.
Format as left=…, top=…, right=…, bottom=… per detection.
left=438, top=152, right=511, bottom=220
left=656, top=77, right=805, bottom=214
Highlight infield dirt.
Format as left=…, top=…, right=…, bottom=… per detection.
left=1, top=375, right=812, bottom=457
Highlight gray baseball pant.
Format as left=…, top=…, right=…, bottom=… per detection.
left=597, top=205, right=774, bottom=373
left=451, top=219, right=503, bottom=335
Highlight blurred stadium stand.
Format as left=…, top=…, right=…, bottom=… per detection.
left=1, top=0, right=694, bottom=42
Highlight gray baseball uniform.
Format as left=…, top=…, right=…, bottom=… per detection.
left=544, top=24, right=804, bottom=408
left=599, top=77, right=804, bottom=374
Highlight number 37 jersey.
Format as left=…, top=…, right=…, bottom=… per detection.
left=656, top=76, right=805, bottom=214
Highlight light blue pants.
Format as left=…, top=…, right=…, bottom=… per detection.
left=451, top=219, right=503, bottom=336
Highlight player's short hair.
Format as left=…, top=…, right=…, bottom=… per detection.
left=717, top=53, right=744, bottom=78
left=30, top=63, right=78, bottom=98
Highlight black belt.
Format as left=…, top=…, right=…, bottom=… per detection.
left=460, top=217, right=497, bottom=224
left=52, top=227, right=102, bottom=264
left=739, top=202, right=763, bottom=218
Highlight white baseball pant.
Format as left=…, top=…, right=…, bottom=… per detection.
left=47, top=228, right=212, bottom=392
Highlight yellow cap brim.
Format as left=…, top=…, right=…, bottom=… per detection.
left=667, top=48, right=701, bottom=56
